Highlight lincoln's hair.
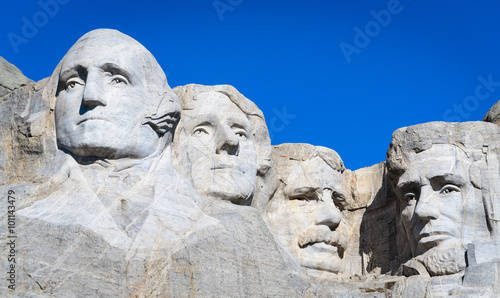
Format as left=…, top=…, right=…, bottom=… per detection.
left=387, top=121, right=500, bottom=238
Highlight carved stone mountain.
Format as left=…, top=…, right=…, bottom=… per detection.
left=2, top=29, right=500, bottom=297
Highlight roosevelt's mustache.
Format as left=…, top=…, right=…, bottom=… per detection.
left=298, top=225, right=346, bottom=251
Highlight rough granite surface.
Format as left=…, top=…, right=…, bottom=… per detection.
left=2, top=29, right=500, bottom=297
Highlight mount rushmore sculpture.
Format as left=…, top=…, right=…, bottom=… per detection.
left=1, top=29, right=500, bottom=297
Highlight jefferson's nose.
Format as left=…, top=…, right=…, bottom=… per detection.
left=414, top=186, right=440, bottom=221
left=314, top=189, right=342, bottom=230
left=82, top=73, right=107, bottom=108
left=215, top=125, right=239, bottom=155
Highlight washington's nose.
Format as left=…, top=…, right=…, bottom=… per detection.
left=314, top=189, right=342, bottom=230
left=82, top=74, right=107, bottom=108
left=414, top=187, right=440, bottom=221
left=215, top=125, right=239, bottom=155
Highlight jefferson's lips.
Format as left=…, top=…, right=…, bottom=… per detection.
left=210, top=162, right=246, bottom=172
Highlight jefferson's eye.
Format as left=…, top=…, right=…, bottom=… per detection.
left=404, top=192, right=416, bottom=201
left=193, top=128, right=209, bottom=135
left=440, top=185, right=460, bottom=195
left=235, top=131, right=247, bottom=139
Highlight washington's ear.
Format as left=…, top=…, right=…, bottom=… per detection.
left=143, top=90, right=182, bottom=136
left=143, top=110, right=181, bottom=136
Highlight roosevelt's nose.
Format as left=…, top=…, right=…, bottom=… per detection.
left=414, top=186, right=440, bottom=221
left=82, top=72, right=107, bottom=108
left=215, top=125, right=239, bottom=155
left=314, top=188, right=342, bottom=230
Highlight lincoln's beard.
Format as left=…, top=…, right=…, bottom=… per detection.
left=417, top=245, right=466, bottom=276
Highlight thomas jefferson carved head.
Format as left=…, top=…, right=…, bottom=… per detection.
left=173, top=84, right=272, bottom=206
left=54, top=29, right=180, bottom=160
left=387, top=121, right=500, bottom=276
left=266, top=144, right=349, bottom=275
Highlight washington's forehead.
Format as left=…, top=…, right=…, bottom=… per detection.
left=60, top=41, right=147, bottom=74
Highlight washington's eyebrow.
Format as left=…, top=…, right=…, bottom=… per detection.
left=396, top=180, right=419, bottom=192
left=59, top=65, right=86, bottom=82
left=100, top=63, right=132, bottom=83
left=193, top=121, right=213, bottom=127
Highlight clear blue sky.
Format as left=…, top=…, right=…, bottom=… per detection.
left=2, top=0, right=500, bottom=170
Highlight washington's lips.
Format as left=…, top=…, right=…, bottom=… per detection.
left=78, top=116, right=108, bottom=125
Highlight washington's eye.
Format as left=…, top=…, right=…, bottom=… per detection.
left=440, top=184, right=460, bottom=195
left=111, top=75, right=128, bottom=85
left=65, top=78, right=83, bottom=90
left=404, top=192, right=416, bottom=201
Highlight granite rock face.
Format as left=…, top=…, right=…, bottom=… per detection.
left=484, top=99, right=500, bottom=125
left=2, top=28, right=500, bottom=297
left=0, top=57, right=33, bottom=99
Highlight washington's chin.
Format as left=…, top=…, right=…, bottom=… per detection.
left=59, top=138, right=157, bottom=160
left=298, top=243, right=343, bottom=273
left=58, top=125, right=158, bottom=159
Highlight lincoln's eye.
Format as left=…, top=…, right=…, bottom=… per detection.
left=404, top=192, right=416, bottom=201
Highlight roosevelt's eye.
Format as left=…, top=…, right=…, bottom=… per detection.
left=440, top=184, right=460, bottom=195
left=332, top=191, right=347, bottom=210
left=404, top=192, right=417, bottom=201
left=290, top=196, right=316, bottom=202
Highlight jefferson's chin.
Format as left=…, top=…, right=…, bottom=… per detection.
left=193, top=172, right=255, bottom=205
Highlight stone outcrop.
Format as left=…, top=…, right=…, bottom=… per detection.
left=2, top=29, right=500, bottom=297
left=0, top=57, right=32, bottom=99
